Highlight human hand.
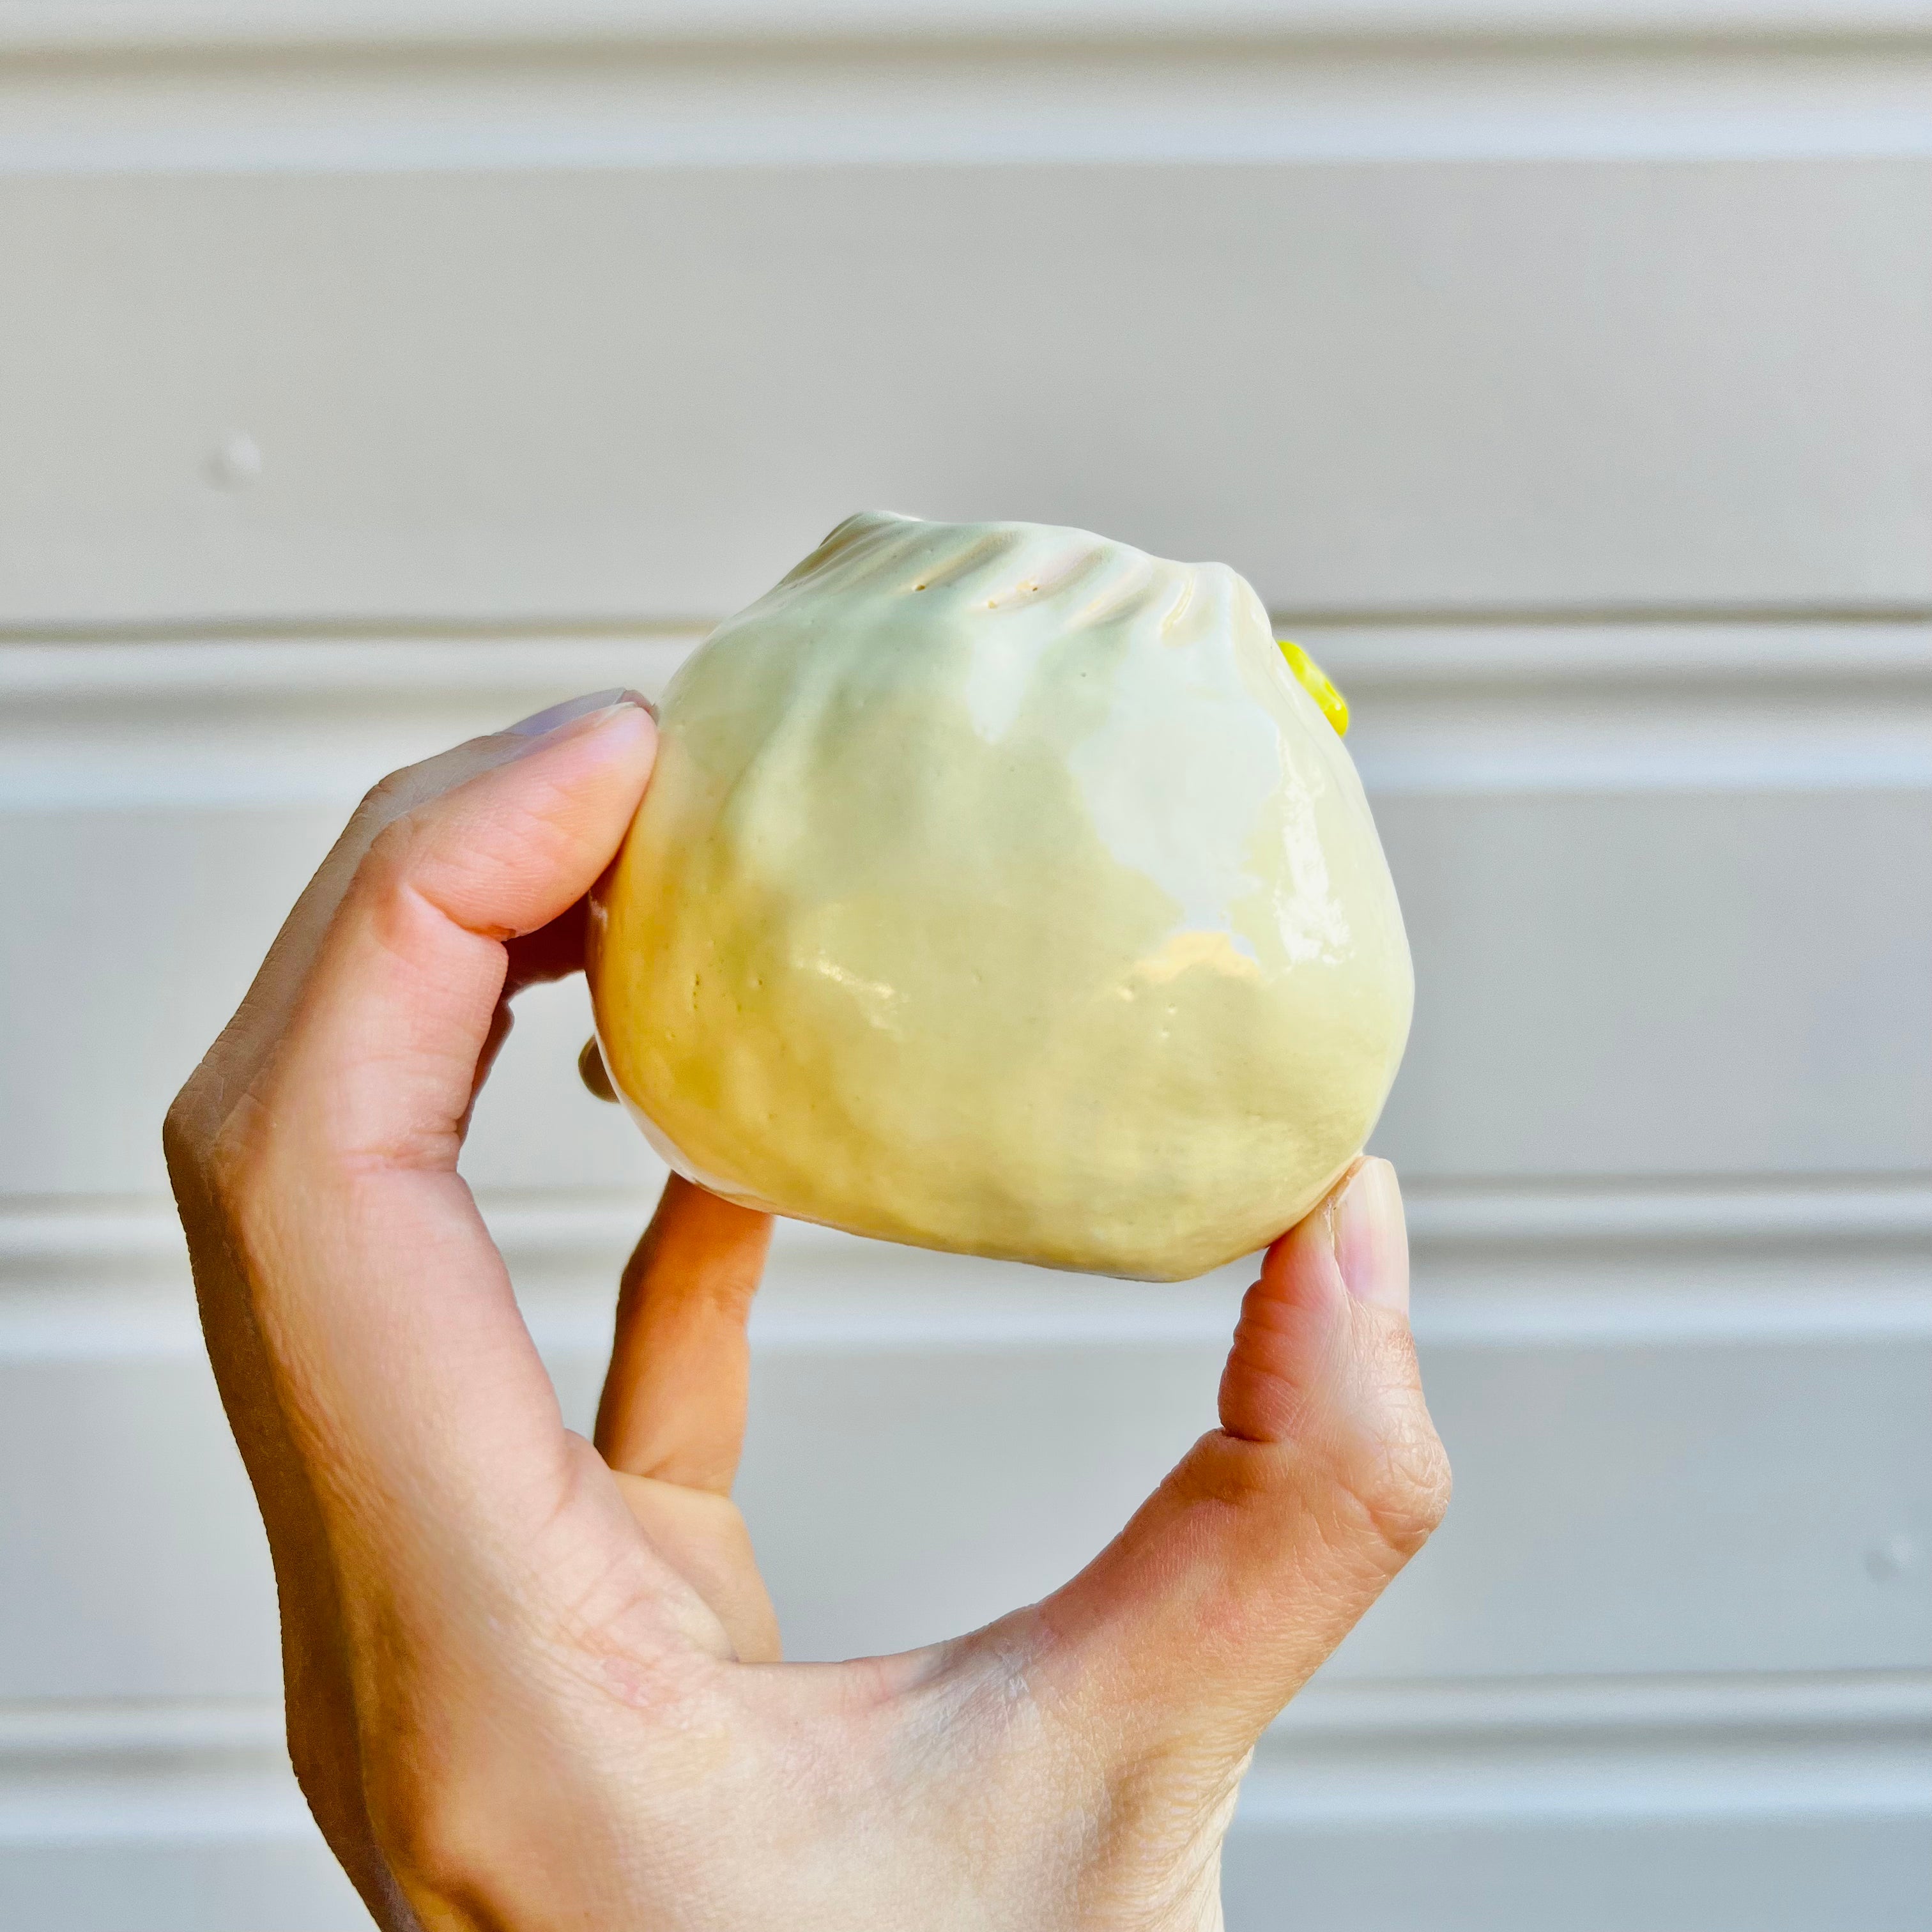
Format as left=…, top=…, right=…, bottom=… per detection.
left=165, top=690, right=1450, bottom=1932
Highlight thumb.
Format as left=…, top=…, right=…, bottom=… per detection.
left=1027, top=1159, right=1451, bottom=1765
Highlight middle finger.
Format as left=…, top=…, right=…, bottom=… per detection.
left=594, top=1175, right=774, bottom=1493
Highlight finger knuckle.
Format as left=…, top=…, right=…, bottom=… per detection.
left=1340, top=1326, right=1452, bottom=1554
left=342, top=770, right=437, bottom=884
left=164, top=1066, right=266, bottom=1220
left=347, top=816, right=437, bottom=949
left=161, top=1082, right=210, bottom=1177
left=1348, top=1411, right=1453, bottom=1559
left=355, top=739, right=490, bottom=846
left=356, top=764, right=424, bottom=825
left=358, top=808, right=419, bottom=885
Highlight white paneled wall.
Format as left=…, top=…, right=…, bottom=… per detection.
left=3, top=8, right=1929, bottom=1929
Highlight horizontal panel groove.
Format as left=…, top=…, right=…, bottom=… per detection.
left=3, top=615, right=1931, bottom=661
left=5, top=625, right=1929, bottom=808
left=6, top=1671, right=1924, bottom=1765
left=1276, top=1671, right=1932, bottom=1740
left=1398, top=1177, right=1932, bottom=1245
left=5, top=1283, right=1926, bottom=1357
left=0, top=619, right=712, bottom=657
left=0, top=1701, right=280, bottom=1761
left=1245, top=1689, right=1932, bottom=1834
left=4, top=1185, right=1928, bottom=1357
left=494, top=1177, right=1932, bottom=1255
left=6, top=88, right=1932, bottom=180
left=0, top=632, right=709, bottom=698
left=6, top=622, right=1929, bottom=696
left=1309, top=620, right=1932, bottom=685
left=4, top=1, right=1931, bottom=58
left=1236, top=1754, right=1932, bottom=1828
left=8, top=1179, right=1929, bottom=1272
left=3, top=1680, right=1924, bottom=1854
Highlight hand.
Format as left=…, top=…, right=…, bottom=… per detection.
left=165, top=689, right=1450, bottom=1932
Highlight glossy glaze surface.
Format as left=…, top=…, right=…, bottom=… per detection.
left=588, top=512, right=1412, bottom=1280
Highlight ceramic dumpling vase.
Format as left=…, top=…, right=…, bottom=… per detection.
left=587, top=511, right=1412, bottom=1281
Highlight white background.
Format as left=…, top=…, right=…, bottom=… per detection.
left=1, top=4, right=1929, bottom=1927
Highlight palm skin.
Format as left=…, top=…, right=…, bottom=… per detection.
left=164, top=691, right=1449, bottom=1932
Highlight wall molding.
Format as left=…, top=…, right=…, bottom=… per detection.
left=4, top=1181, right=1926, bottom=1358
left=3, top=1670, right=1922, bottom=1758
left=6, top=622, right=1929, bottom=694
left=4, top=625, right=1928, bottom=808
left=1277, top=1669, right=1932, bottom=1739
left=4, top=1, right=1931, bottom=57
left=3, top=23, right=1931, bottom=179
left=3, top=1671, right=1924, bottom=1843
left=8, top=1177, right=1928, bottom=1276
left=1307, top=620, right=1932, bottom=686
left=1249, top=1672, right=1932, bottom=1824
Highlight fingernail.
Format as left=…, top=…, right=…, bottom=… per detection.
left=505, top=688, right=653, bottom=737
left=1329, top=1158, right=1409, bottom=1314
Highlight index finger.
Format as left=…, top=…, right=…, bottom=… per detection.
left=172, top=694, right=656, bottom=1563
left=179, top=689, right=645, bottom=1116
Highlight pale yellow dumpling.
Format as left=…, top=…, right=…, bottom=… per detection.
left=587, top=512, right=1412, bottom=1281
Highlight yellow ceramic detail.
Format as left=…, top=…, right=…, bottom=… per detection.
left=1278, top=640, right=1349, bottom=737
left=588, top=512, right=1413, bottom=1281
